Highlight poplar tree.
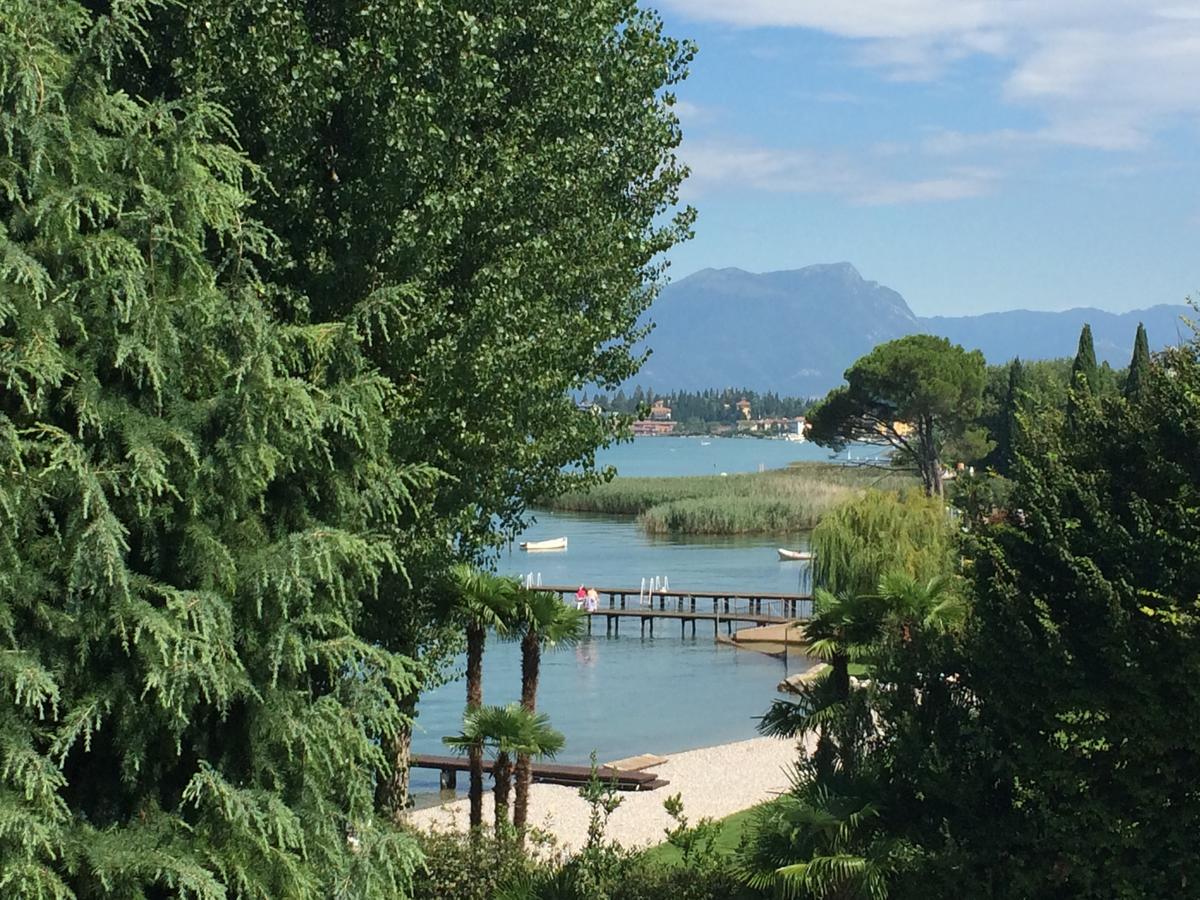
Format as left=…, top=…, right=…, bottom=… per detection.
left=1, top=4, right=428, bottom=894
left=119, top=0, right=696, bottom=809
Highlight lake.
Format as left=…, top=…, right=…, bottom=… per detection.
left=410, top=436, right=824, bottom=800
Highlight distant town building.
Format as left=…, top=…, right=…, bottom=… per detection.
left=735, top=416, right=808, bottom=439
left=649, top=401, right=672, bottom=421
left=736, top=398, right=752, bottom=420
left=632, top=419, right=677, bottom=436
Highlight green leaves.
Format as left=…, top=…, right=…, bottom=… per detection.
left=1, top=4, right=423, bottom=894
left=808, top=335, right=987, bottom=495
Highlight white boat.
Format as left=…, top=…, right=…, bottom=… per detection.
left=520, top=537, right=568, bottom=552
left=777, top=548, right=814, bottom=561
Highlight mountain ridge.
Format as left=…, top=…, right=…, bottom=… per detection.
left=636, top=264, right=1190, bottom=395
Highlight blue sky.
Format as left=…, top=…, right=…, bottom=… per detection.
left=652, top=1, right=1200, bottom=316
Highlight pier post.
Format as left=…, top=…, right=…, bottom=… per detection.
left=440, top=768, right=457, bottom=790
left=681, top=619, right=685, bottom=639
left=640, top=618, right=646, bottom=638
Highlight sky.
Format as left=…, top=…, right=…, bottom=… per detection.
left=651, top=0, right=1200, bottom=317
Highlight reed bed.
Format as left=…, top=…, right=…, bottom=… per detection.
left=542, top=462, right=916, bottom=535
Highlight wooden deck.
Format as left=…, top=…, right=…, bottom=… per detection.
left=538, top=583, right=813, bottom=638
left=412, top=754, right=669, bottom=791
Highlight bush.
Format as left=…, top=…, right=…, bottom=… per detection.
left=410, top=828, right=547, bottom=900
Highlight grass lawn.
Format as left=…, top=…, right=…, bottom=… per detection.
left=641, top=804, right=764, bottom=866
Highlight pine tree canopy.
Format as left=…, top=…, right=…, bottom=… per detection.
left=1, top=4, right=429, bottom=895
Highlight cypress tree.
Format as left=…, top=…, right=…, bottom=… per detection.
left=1, top=5, right=425, bottom=894
left=993, top=358, right=1026, bottom=476
left=1124, top=321, right=1152, bottom=404
left=1071, top=323, right=1099, bottom=396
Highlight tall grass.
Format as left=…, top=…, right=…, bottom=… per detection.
left=540, top=463, right=916, bottom=535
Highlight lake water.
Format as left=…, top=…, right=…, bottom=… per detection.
left=410, top=437, right=825, bottom=800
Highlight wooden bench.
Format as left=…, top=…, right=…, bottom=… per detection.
left=411, top=754, right=669, bottom=791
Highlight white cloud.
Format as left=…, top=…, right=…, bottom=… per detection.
left=659, top=0, right=1200, bottom=149
left=681, top=140, right=998, bottom=205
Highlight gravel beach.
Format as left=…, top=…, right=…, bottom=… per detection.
left=406, top=735, right=802, bottom=851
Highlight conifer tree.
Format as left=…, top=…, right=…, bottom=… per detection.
left=1, top=5, right=427, bottom=894
left=1124, top=321, right=1152, bottom=404
left=1071, top=323, right=1099, bottom=394
left=993, top=358, right=1025, bottom=475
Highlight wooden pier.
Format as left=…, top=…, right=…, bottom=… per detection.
left=539, top=584, right=813, bottom=639
left=411, top=754, right=669, bottom=791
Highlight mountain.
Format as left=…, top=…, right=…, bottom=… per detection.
left=636, top=264, right=1191, bottom=395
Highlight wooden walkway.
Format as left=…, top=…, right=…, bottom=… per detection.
left=539, top=584, right=813, bottom=638
left=411, top=754, right=669, bottom=791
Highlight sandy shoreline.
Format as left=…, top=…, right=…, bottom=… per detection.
left=405, top=735, right=803, bottom=851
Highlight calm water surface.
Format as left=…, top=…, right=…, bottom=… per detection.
left=411, top=437, right=824, bottom=800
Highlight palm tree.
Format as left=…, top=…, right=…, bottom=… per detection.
left=448, top=563, right=517, bottom=829
left=444, top=703, right=565, bottom=838
left=509, top=590, right=586, bottom=838
left=877, top=573, right=965, bottom=640
left=797, top=587, right=886, bottom=778
left=736, top=777, right=893, bottom=900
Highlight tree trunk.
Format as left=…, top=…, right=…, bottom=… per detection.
left=377, top=693, right=416, bottom=820
left=918, top=415, right=943, bottom=497
left=493, top=751, right=512, bottom=839
left=466, top=622, right=485, bottom=830
left=513, top=631, right=541, bottom=840
left=831, top=651, right=855, bottom=775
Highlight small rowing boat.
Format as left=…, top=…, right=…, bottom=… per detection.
left=777, top=548, right=814, bottom=561
left=520, top=537, right=568, bottom=552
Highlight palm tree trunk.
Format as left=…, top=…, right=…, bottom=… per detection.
left=466, top=622, right=485, bottom=830
left=512, top=630, right=540, bottom=839
left=493, top=751, right=512, bottom=839
left=831, top=651, right=856, bottom=775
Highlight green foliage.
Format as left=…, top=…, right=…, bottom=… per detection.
left=1123, top=320, right=1151, bottom=404
left=410, top=828, right=546, bottom=900
left=544, top=463, right=916, bottom=535
left=1070, top=322, right=1099, bottom=396
left=590, top=386, right=812, bottom=426
left=127, top=0, right=696, bottom=556
left=811, top=492, right=955, bottom=599
left=736, top=784, right=894, bottom=900
left=0, top=4, right=426, bottom=894
left=444, top=705, right=566, bottom=761
left=937, top=330, right=1200, bottom=898
left=807, top=335, right=988, bottom=495
left=661, top=793, right=723, bottom=869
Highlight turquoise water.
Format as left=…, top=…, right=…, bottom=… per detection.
left=410, top=437, right=821, bottom=800
left=504, top=509, right=811, bottom=595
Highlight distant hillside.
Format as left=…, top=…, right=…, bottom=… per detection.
left=636, top=264, right=1191, bottom=395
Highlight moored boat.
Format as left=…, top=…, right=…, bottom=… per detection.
left=521, top=537, right=568, bottom=552
left=777, top=548, right=813, bottom=561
